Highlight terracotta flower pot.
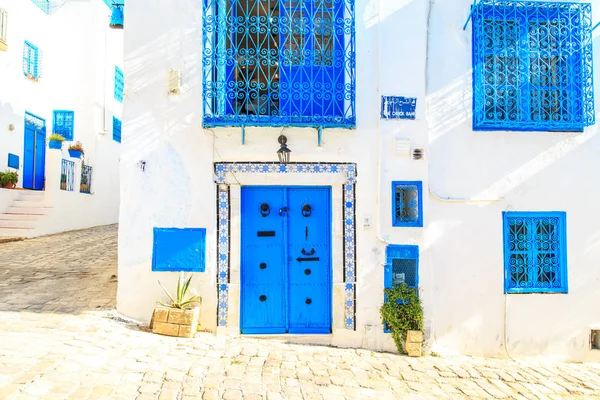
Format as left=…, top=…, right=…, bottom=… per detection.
left=151, top=306, right=200, bottom=338
left=1, top=182, right=14, bottom=189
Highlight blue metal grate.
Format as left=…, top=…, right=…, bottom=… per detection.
left=202, top=0, right=356, bottom=128
left=503, top=211, right=568, bottom=293
left=113, top=116, right=121, bottom=143
left=384, top=245, right=419, bottom=333
left=53, top=111, right=74, bottom=141
left=472, top=1, right=595, bottom=132
left=114, top=66, right=124, bottom=102
left=31, top=0, right=49, bottom=14
left=60, top=159, right=75, bottom=192
left=80, top=165, right=92, bottom=194
left=23, top=41, right=40, bottom=80
left=392, top=181, right=422, bottom=227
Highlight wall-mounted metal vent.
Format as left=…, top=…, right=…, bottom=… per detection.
left=412, top=148, right=425, bottom=161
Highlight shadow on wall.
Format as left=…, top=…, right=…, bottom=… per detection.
left=424, top=2, right=600, bottom=358
left=0, top=103, right=25, bottom=171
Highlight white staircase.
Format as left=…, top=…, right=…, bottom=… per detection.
left=0, top=191, right=51, bottom=238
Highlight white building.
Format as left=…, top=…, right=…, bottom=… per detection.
left=118, top=0, right=600, bottom=361
left=0, top=0, right=123, bottom=237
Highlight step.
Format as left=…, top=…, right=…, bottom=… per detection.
left=0, top=228, right=33, bottom=238
left=0, top=213, right=41, bottom=221
left=12, top=200, right=48, bottom=207
left=0, top=220, right=36, bottom=229
left=17, top=191, right=45, bottom=200
left=6, top=206, right=50, bottom=215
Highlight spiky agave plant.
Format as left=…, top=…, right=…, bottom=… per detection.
left=158, top=274, right=202, bottom=309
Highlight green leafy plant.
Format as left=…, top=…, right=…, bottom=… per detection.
left=380, top=283, right=423, bottom=354
left=68, top=141, right=85, bottom=154
left=0, top=170, right=18, bottom=187
left=49, top=134, right=66, bottom=142
left=158, top=274, right=202, bottom=309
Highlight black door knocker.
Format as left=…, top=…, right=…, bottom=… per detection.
left=279, top=206, right=289, bottom=216
left=302, top=204, right=312, bottom=217
left=260, top=203, right=270, bottom=217
left=302, top=248, right=315, bottom=256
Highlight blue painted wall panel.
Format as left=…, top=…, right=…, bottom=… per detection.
left=152, top=228, right=206, bottom=272
left=7, top=154, right=19, bottom=169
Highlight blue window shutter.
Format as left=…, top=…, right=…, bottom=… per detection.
left=201, top=0, right=356, bottom=128
left=152, top=228, right=207, bottom=272
left=384, top=245, right=419, bottom=332
left=53, top=110, right=74, bottom=141
left=503, top=211, right=568, bottom=294
left=31, top=0, right=50, bottom=14
left=392, top=181, right=423, bottom=227
left=114, top=66, right=124, bottom=102
left=472, top=1, right=595, bottom=132
left=7, top=154, right=19, bottom=169
left=23, top=41, right=40, bottom=79
left=112, top=116, right=121, bottom=143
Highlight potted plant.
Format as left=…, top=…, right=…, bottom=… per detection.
left=68, top=141, right=85, bottom=159
left=48, top=134, right=66, bottom=150
left=0, top=170, right=18, bottom=189
left=150, top=274, right=202, bottom=338
left=380, top=283, right=424, bottom=357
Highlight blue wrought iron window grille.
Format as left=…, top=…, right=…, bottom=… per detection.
left=472, top=1, right=595, bottom=132
left=53, top=111, right=74, bottom=141
left=23, top=41, right=40, bottom=80
left=202, top=0, right=356, bottom=128
left=384, top=244, right=419, bottom=332
left=392, top=181, right=423, bottom=227
left=113, top=116, right=122, bottom=143
left=115, top=66, right=124, bottom=102
left=31, top=0, right=50, bottom=14
left=503, top=211, right=568, bottom=294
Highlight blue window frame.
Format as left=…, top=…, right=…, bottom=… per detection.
left=113, top=117, right=121, bottom=143
left=23, top=41, right=40, bottom=79
left=472, top=1, right=595, bottom=132
left=202, top=0, right=356, bottom=128
left=392, top=181, right=423, bottom=227
left=53, top=111, right=74, bottom=141
left=503, top=211, right=568, bottom=294
left=384, top=245, right=419, bottom=332
left=152, top=228, right=207, bottom=272
left=31, top=0, right=50, bottom=14
left=114, top=66, right=124, bottom=102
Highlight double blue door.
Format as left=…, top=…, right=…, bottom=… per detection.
left=23, top=119, right=46, bottom=191
left=241, top=186, right=331, bottom=334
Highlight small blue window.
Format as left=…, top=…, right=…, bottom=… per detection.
left=31, top=0, right=49, bottom=14
left=112, top=117, right=121, bottom=143
left=53, top=111, right=74, bottom=141
left=503, top=211, right=568, bottom=294
left=202, top=0, right=356, bottom=128
left=392, top=181, right=423, bottom=227
left=384, top=245, right=419, bottom=332
left=472, top=1, right=595, bottom=132
left=7, top=154, right=19, bottom=169
left=114, top=66, right=124, bottom=102
left=152, top=228, right=207, bottom=272
left=23, top=41, right=40, bottom=79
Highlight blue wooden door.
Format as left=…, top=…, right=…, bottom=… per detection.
left=287, top=187, right=331, bottom=333
left=241, top=186, right=331, bottom=334
left=23, top=114, right=46, bottom=191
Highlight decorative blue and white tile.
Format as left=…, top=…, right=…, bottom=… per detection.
left=218, top=283, right=229, bottom=327
left=215, top=162, right=358, bottom=184
left=217, top=189, right=230, bottom=284
left=343, top=183, right=356, bottom=283
left=345, top=283, right=355, bottom=330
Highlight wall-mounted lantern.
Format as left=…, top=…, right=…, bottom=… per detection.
left=277, top=135, right=291, bottom=164
left=109, top=3, right=124, bottom=29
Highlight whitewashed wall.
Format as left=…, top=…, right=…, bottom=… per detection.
left=428, top=0, right=600, bottom=362
left=119, top=0, right=600, bottom=361
left=0, top=0, right=122, bottom=233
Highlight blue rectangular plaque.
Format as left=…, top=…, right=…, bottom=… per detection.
left=152, top=227, right=206, bottom=272
left=381, top=96, right=417, bottom=120
left=7, top=154, right=19, bottom=169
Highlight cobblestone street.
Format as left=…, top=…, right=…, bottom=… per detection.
left=1, top=225, right=600, bottom=399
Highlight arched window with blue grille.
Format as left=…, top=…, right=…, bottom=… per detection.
left=472, top=1, right=595, bottom=132
left=202, top=0, right=356, bottom=128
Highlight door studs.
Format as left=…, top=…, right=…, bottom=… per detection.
left=260, top=263, right=267, bottom=270
left=304, top=269, right=311, bottom=275
left=305, top=298, right=312, bottom=305
left=260, top=295, right=267, bottom=302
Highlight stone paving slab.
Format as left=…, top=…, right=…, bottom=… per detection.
left=1, top=225, right=600, bottom=399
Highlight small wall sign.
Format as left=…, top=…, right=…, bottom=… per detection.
left=381, top=96, right=417, bottom=120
